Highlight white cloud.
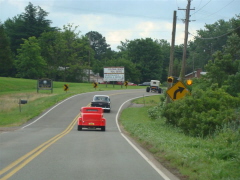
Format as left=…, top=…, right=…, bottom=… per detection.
left=136, top=21, right=156, bottom=37
left=1, top=0, right=239, bottom=51
left=106, top=30, right=132, bottom=49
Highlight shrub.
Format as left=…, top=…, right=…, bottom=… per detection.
left=162, top=88, right=240, bottom=137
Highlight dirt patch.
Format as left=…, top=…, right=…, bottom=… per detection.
left=128, top=103, right=145, bottom=108
left=0, top=127, right=19, bottom=132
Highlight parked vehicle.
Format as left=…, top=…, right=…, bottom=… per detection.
left=91, top=95, right=111, bottom=112
left=146, top=80, right=162, bottom=93
left=78, top=107, right=106, bottom=131
left=127, top=82, right=137, bottom=86
left=138, top=82, right=150, bottom=86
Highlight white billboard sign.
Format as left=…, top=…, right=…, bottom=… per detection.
left=104, top=67, right=124, bottom=81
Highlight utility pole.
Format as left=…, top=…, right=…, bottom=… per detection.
left=178, top=0, right=195, bottom=81
left=168, top=11, right=177, bottom=78
left=88, top=49, right=90, bottom=82
left=88, top=35, right=91, bottom=82
left=166, top=10, right=177, bottom=104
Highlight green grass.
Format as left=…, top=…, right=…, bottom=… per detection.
left=119, top=102, right=240, bottom=180
left=132, top=94, right=161, bottom=106
left=0, top=77, right=143, bottom=126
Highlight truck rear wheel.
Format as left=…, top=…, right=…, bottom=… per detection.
left=146, top=87, right=150, bottom=92
left=158, top=88, right=162, bottom=93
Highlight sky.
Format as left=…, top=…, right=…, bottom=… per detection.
left=0, top=0, right=239, bottom=51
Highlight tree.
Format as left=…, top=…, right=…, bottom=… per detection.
left=231, top=14, right=240, bottom=37
left=188, top=19, right=233, bottom=71
left=121, top=38, right=163, bottom=83
left=85, top=31, right=111, bottom=61
left=226, top=71, right=240, bottom=97
left=15, top=36, right=46, bottom=79
left=61, top=24, right=94, bottom=82
left=204, top=51, right=235, bottom=88
left=39, top=24, right=94, bottom=82
left=172, top=58, right=181, bottom=78
left=0, top=22, right=13, bottom=76
left=156, top=39, right=170, bottom=81
left=22, top=2, right=52, bottom=37
left=4, top=2, right=54, bottom=55
left=4, top=16, right=26, bottom=54
left=224, top=33, right=240, bottom=60
left=39, top=30, right=64, bottom=80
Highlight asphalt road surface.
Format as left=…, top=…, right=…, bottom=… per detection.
left=0, top=89, right=179, bottom=180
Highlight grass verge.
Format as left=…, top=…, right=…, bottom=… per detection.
left=0, top=77, right=143, bottom=127
left=119, top=96, right=240, bottom=180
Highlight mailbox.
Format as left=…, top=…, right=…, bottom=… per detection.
left=19, top=100, right=28, bottom=104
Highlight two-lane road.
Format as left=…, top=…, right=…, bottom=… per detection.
left=0, top=89, right=178, bottom=180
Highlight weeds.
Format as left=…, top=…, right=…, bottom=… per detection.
left=120, top=101, right=240, bottom=180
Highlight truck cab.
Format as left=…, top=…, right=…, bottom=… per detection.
left=146, top=80, right=162, bottom=93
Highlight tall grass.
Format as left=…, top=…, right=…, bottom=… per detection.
left=119, top=97, right=240, bottom=180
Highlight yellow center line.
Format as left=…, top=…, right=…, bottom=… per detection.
left=0, top=91, right=139, bottom=179
left=0, top=115, right=79, bottom=180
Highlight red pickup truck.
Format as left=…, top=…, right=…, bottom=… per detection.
left=78, top=107, right=106, bottom=131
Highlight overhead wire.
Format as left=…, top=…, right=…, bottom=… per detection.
left=191, top=0, right=212, bottom=16
left=193, top=0, right=236, bottom=21
left=189, top=26, right=240, bottom=40
left=188, top=0, right=238, bottom=41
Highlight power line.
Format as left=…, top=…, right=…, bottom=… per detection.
left=191, top=0, right=212, bottom=16
left=189, top=26, right=240, bottom=40
left=192, top=0, right=235, bottom=20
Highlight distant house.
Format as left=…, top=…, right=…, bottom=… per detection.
left=90, top=74, right=104, bottom=83
left=185, top=68, right=207, bottom=79
left=83, top=69, right=104, bottom=83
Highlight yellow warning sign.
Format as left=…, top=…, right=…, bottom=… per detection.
left=166, top=81, right=189, bottom=101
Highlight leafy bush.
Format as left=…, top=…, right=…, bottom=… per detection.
left=148, top=106, right=161, bottom=120
left=147, top=95, right=166, bottom=120
left=226, top=71, right=240, bottom=97
left=162, top=88, right=240, bottom=137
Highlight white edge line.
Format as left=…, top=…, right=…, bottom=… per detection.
left=21, top=92, right=170, bottom=179
left=21, top=94, right=82, bottom=129
left=115, top=95, right=171, bottom=180
left=20, top=89, right=126, bottom=129
left=20, top=89, right=138, bottom=129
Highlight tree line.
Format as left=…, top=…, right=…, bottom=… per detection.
left=0, top=2, right=240, bottom=86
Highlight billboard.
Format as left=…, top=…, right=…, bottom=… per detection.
left=104, top=67, right=124, bottom=81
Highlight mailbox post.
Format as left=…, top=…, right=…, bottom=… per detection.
left=19, top=99, right=28, bottom=112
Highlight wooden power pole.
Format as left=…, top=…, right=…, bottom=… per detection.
left=178, top=0, right=195, bottom=81
left=166, top=10, right=177, bottom=104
